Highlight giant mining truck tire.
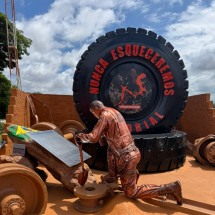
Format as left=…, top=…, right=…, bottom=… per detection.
left=82, top=130, right=186, bottom=173
left=73, top=27, right=188, bottom=134
left=73, top=28, right=188, bottom=172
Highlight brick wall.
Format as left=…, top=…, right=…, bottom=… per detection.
left=30, top=94, right=83, bottom=127
left=2, top=90, right=214, bottom=155
left=1, top=91, right=82, bottom=156
left=176, top=94, right=215, bottom=143
left=0, top=89, right=30, bottom=155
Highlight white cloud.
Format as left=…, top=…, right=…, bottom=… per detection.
left=150, top=0, right=183, bottom=6
left=164, top=0, right=215, bottom=102
left=146, top=11, right=178, bottom=24
left=3, top=0, right=215, bottom=103
left=12, top=0, right=143, bottom=95
left=169, top=0, right=183, bottom=6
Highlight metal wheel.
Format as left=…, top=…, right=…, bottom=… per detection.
left=0, top=163, right=48, bottom=215
left=193, top=138, right=208, bottom=165
left=193, top=135, right=215, bottom=165
left=59, top=120, right=86, bottom=141
left=31, top=122, right=63, bottom=135
left=204, top=141, right=215, bottom=166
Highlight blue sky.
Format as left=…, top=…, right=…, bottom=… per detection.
left=0, top=0, right=215, bottom=102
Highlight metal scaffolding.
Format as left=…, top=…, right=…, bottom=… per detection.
left=4, top=0, right=22, bottom=90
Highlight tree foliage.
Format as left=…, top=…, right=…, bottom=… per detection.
left=0, top=12, right=32, bottom=71
left=0, top=73, right=11, bottom=119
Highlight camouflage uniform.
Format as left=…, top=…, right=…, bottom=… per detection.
left=82, top=107, right=182, bottom=204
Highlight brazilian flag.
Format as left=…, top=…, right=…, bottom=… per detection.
left=7, top=124, right=38, bottom=142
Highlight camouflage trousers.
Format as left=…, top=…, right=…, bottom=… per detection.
left=104, top=148, right=161, bottom=199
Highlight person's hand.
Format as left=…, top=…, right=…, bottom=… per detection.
left=76, top=133, right=84, bottom=139
left=75, top=133, right=84, bottom=146
left=75, top=133, right=89, bottom=144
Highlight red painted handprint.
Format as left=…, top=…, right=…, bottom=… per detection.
left=117, top=73, right=147, bottom=105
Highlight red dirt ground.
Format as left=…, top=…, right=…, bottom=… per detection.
left=43, top=154, right=215, bottom=215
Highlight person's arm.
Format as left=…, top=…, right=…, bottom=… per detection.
left=82, top=114, right=108, bottom=143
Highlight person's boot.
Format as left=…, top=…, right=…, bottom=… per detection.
left=101, top=174, right=118, bottom=183
left=158, top=181, right=183, bottom=205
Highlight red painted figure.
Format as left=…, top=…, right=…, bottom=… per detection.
left=76, top=100, right=183, bottom=205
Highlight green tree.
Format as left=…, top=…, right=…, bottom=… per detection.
left=0, top=73, right=11, bottom=119
left=0, top=12, right=32, bottom=71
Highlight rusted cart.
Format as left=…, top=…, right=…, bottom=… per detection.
left=0, top=121, right=96, bottom=214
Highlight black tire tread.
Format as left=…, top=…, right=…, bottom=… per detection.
left=73, top=28, right=188, bottom=134
left=83, top=131, right=186, bottom=173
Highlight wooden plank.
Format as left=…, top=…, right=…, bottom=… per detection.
left=143, top=198, right=215, bottom=215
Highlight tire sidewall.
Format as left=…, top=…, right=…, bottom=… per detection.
left=74, top=30, right=187, bottom=134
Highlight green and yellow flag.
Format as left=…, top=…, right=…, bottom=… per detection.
left=7, top=124, right=38, bottom=142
